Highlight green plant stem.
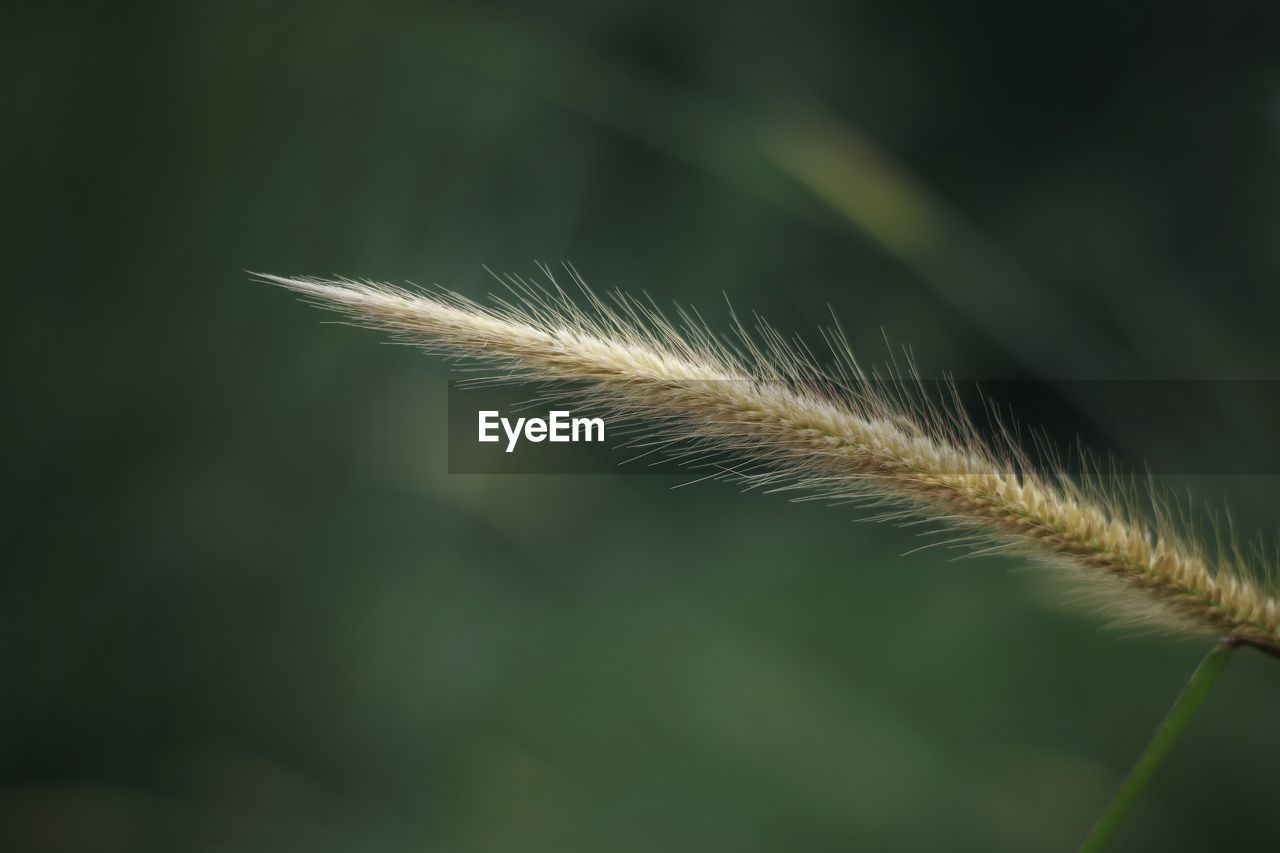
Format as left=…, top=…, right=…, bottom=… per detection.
left=1079, top=641, right=1236, bottom=852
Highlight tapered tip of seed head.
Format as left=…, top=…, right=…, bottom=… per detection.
left=250, top=272, right=409, bottom=316
left=250, top=272, right=350, bottom=300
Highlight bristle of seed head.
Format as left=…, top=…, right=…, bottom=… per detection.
left=255, top=268, right=1280, bottom=655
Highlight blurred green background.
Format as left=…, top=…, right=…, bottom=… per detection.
left=7, top=2, right=1280, bottom=850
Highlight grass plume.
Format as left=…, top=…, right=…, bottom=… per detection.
left=258, top=268, right=1280, bottom=655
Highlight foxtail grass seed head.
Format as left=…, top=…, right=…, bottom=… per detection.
left=258, top=269, right=1280, bottom=655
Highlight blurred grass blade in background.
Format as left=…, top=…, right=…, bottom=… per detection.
left=1080, top=642, right=1236, bottom=851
